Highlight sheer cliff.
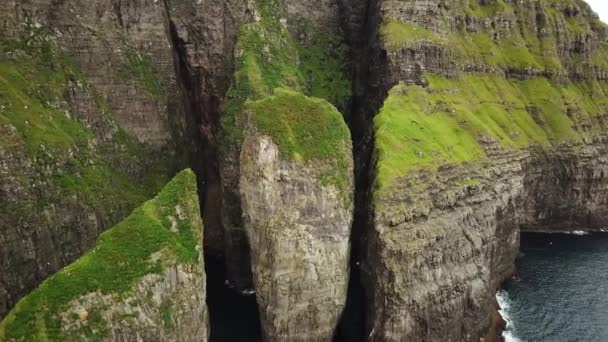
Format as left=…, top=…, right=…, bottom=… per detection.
left=1, top=0, right=608, bottom=341
left=365, top=0, right=608, bottom=340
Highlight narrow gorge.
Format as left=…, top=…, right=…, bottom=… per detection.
left=1, top=0, right=608, bottom=341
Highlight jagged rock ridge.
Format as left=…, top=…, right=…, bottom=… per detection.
left=0, top=169, right=208, bottom=341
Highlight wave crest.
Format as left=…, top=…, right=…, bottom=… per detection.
left=496, top=290, right=522, bottom=342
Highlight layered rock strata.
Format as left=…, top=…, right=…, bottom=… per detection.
left=0, top=0, right=193, bottom=318
left=362, top=0, right=608, bottom=340
left=239, top=90, right=354, bottom=340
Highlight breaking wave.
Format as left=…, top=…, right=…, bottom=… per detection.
left=496, top=290, right=522, bottom=342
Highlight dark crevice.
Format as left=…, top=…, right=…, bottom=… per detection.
left=334, top=0, right=388, bottom=339
left=164, top=4, right=262, bottom=341
left=205, top=255, right=263, bottom=342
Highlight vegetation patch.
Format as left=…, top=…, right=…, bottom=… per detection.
left=381, top=0, right=608, bottom=72
left=221, top=0, right=351, bottom=143
left=381, top=21, right=444, bottom=50
left=0, top=170, right=202, bottom=341
left=0, top=30, right=174, bottom=221
left=248, top=88, right=351, bottom=196
left=374, top=73, right=608, bottom=189
left=123, top=47, right=163, bottom=98
left=220, top=0, right=353, bottom=198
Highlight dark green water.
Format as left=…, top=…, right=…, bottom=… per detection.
left=499, top=232, right=608, bottom=342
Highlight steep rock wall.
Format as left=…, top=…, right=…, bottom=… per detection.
left=219, top=0, right=354, bottom=290
left=363, top=0, right=608, bottom=340
left=218, top=0, right=356, bottom=338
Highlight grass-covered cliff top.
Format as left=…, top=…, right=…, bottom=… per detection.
left=374, top=73, right=608, bottom=189
left=248, top=88, right=352, bottom=196
left=249, top=89, right=350, bottom=163
left=221, top=0, right=352, bottom=196
left=381, top=0, right=608, bottom=72
left=0, top=169, right=202, bottom=341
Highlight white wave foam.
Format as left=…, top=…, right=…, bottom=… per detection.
left=241, top=288, right=256, bottom=296
left=496, top=290, right=522, bottom=342
left=559, top=230, right=590, bottom=235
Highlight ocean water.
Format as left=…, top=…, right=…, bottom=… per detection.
left=498, top=232, right=608, bottom=342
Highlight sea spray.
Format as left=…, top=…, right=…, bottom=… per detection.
left=496, top=290, right=521, bottom=342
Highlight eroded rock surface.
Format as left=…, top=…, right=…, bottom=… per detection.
left=0, top=0, right=194, bottom=318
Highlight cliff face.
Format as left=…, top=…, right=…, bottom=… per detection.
left=218, top=1, right=356, bottom=337
left=218, top=0, right=354, bottom=291
left=0, top=169, right=208, bottom=341
left=1, top=0, right=608, bottom=341
left=0, top=0, right=199, bottom=319
left=364, top=0, right=608, bottom=340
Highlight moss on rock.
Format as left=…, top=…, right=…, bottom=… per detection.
left=381, top=0, right=608, bottom=72
left=0, top=31, right=173, bottom=222
left=221, top=0, right=351, bottom=138
left=248, top=88, right=352, bottom=196
left=0, top=169, right=202, bottom=341
left=221, top=0, right=353, bottom=197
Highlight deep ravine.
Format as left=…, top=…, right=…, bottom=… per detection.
left=164, top=2, right=264, bottom=339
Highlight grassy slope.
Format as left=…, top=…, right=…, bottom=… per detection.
left=221, top=0, right=352, bottom=196
left=381, top=0, right=608, bottom=72
left=0, top=169, right=201, bottom=341
left=375, top=0, right=608, bottom=190
left=375, top=74, right=608, bottom=189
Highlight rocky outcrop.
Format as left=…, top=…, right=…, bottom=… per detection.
left=218, top=0, right=355, bottom=291
left=214, top=0, right=356, bottom=337
left=0, top=169, right=208, bottom=341
left=239, top=90, right=354, bottom=340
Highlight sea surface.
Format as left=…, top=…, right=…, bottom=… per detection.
left=498, top=232, right=608, bottom=342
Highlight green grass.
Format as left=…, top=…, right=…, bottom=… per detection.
left=0, top=31, right=174, bottom=221
left=220, top=14, right=304, bottom=147
left=249, top=88, right=351, bottom=162
left=381, top=0, right=606, bottom=72
left=296, top=23, right=352, bottom=112
left=381, top=21, right=444, bottom=50
left=248, top=89, right=352, bottom=196
left=0, top=170, right=202, bottom=341
left=220, top=0, right=353, bottom=199
left=160, top=302, right=174, bottom=331
left=123, top=47, right=163, bottom=97
left=221, top=0, right=351, bottom=141
left=374, top=73, right=608, bottom=189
